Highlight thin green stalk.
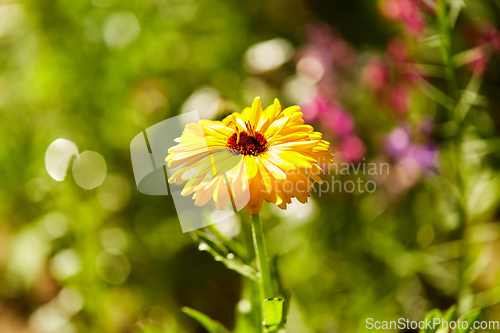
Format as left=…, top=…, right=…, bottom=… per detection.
left=437, top=0, right=458, bottom=105
left=240, top=212, right=261, bottom=330
left=251, top=214, right=274, bottom=300
left=437, top=0, right=471, bottom=311
left=437, top=0, right=464, bottom=212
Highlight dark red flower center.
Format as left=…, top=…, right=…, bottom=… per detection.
left=227, top=131, right=268, bottom=156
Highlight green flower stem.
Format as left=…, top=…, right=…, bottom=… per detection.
left=436, top=0, right=471, bottom=311
left=436, top=0, right=458, bottom=106
left=251, top=214, right=274, bottom=300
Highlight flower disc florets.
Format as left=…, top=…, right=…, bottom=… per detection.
left=227, top=130, right=268, bottom=156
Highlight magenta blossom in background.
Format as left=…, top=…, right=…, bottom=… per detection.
left=296, top=25, right=365, bottom=163
left=379, top=0, right=427, bottom=35
left=385, top=123, right=438, bottom=172
left=386, top=127, right=411, bottom=156
left=302, top=94, right=363, bottom=162
left=302, top=95, right=354, bottom=137
left=363, top=38, right=424, bottom=114
left=302, top=94, right=333, bottom=123
left=328, top=105, right=355, bottom=137
left=389, top=84, right=410, bottom=114
left=472, top=22, right=500, bottom=51
left=467, top=49, right=489, bottom=74
left=297, top=24, right=357, bottom=89
left=387, top=38, right=408, bottom=62
left=461, top=22, right=500, bottom=73
left=407, top=145, right=439, bottom=170
left=331, top=38, right=357, bottom=68
left=302, top=24, right=357, bottom=69
left=302, top=94, right=364, bottom=162
left=481, top=24, right=500, bottom=51
left=339, top=136, right=366, bottom=162
left=386, top=38, right=425, bottom=84
left=303, top=95, right=364, bottom=162
left=362, top=56, right=390, bottom=92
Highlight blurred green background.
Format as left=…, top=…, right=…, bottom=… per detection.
left=2, top=0, right=500, bottom=332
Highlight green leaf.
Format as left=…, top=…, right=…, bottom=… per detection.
left=416, top=79, right=454, bottom=112
left=422, top=34, right=445, bottom=48
left=193, top=230, right=258, bottom=281
left=454, top=73, right=484, bottom=120
left=443, top=305, right=456, bottom=323
left=448, top=0, right=465, bottom=28
left=207, top=223, right=247, bottom=260
left=138, top=323, right=182, bottom=333
left=182, top=307, right=230, bottom=333
left=413, top=64, right=451, bottom=79
left=456, top=309, right=480, bottom=333
left=138, top=326, right=162, bottom=333
left=263, top=298, right=284, bottom=332
left=234, top=279, right=261, bottom=333
left=420, top=309, right=442, bottom=333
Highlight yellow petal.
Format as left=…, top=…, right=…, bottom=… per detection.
left=250, top=96, right=262, bottom=127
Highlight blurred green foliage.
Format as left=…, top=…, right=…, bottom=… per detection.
left=2, top=0, right=500, bottom=332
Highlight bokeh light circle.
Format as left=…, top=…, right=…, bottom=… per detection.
left=45, top=139, right=79, bottom=181
left=72, top=151, right=107, bottom=190
left=103, top=12, right=140, bottom=48
left=95, top=248, right=131, bottom=284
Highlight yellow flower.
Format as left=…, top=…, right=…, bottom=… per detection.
left=166, top=97, right=333, bottom=214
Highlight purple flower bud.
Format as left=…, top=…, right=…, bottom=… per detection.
left=407, top=144, right=439, bottom=170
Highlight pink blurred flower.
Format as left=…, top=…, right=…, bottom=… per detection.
left=389, top=84, right=410, bottom=114
left=379, top=0, right=402, bottom=21
left=385, top=123, right=438, bottom=171
left=303, top=95, right=355, bottom=137
left=402, top=13, right=425, bottom=35
left=328, top=109, right=355, bottom=137
left=401, top=64, right=425, bottom=84
left=478, top=23, right=500, bottom=52
left=339, top=136, right=366, bottom=162
left=298, top=24, right=356, bottom=84
left=386, top=127, right=411, bottom=156
left=302, top=94, right=334, bottom=122
left=364, top=41, right=423, bottom=113
left=467, top=48, right=489, bottom=74
left=295, top=24, right=364, bottom=163
left=362, top=56, right=390, bottom=92
left=386, top=38, right=426, bottom=84
left=331, top=38, right=356, bottom=67
left=461, top=22, right=500, bottom=73
left=407, top=145, right=439, bottom=170
left=387, top=38, right=408, bottom=62
left=379, top=0, right=426, bottom=35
